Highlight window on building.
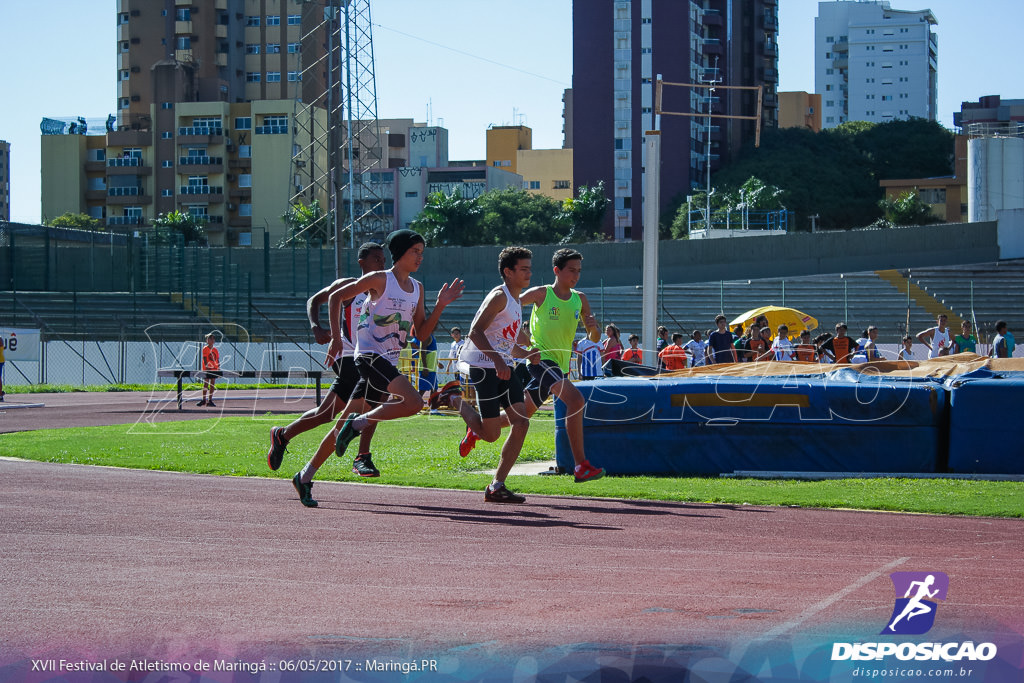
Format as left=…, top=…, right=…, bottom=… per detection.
left=176, top=36, right=191, bottom=50
left=176, top=8, right=190, bottom=21
left=246, top=43, right=260, bottom=54
left=266, top=15, right=280, bottom=26
left=162, top=189, right=173, bottom=197
left=119, top=12, right=129, bottom=24
left=288, top=42, right=300, bottom=53
left=528, top=181, right=540, bottom=190
left=267, top=43, right=280, bottom=53
left=287, top=71, right=301, bottom=81
left=120, top=70, right=130, bottom=81
left=266, top=71, right=281, bottom=82
left=287, top=15, right=301, bottom=25
left=238, top=174, right=252, bottom=187
left=121, top=41, right=129, bottom=52
left=246, top=16, right=259, bottom=26
left=553, top=180, right=571, bottom=190
left=161, top=102, right=173, bottom=109
left=246, top=72, right=261, bottom=82
left=162, top=160, right=173, bottom=167
left=263, top=115, right=288, bottom=127
left=239, top=203, right=253, bottom=216
left=161, top=131, right=172, bottom=139
left=234, top=117, right=251, bottom=130
left=239, top=145, right=251, bottom=158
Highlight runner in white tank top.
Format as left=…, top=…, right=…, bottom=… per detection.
left=312, top=230, right=465, bottom=480
left=355, top=270, right=420, bottom=363
left=457, top=283, right=521, bottom=372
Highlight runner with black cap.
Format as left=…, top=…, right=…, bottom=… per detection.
left=294, top=230, right=464, bottom=507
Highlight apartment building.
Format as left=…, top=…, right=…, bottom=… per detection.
left=815, top=1, right=938, bottom=128
left=573, top=0, right=779, bottom=240
left=42, top=0, right=345, bottom=245
left=778, top=91, right=823, bottom=132
left=0, top=141, right=10, bottom=222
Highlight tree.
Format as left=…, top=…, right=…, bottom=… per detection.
left=281, top=199, right=332, bottom=245
left=152, top=210, right=207, bottom=245
left=559, top=182, right=610, bottom=243
left=476, top=187, right=564, bottom=245
left=409, top=189, right=482, bottom=246
left=48, top=212, right=101, bottom=230
left=875, top=190, right=944, bottom=228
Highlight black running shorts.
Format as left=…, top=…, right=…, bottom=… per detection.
left=352, top=353, right=402, bottom=406
left=329, top=356, right=361, bottom=400
left=466, top=366, right=525, bottom=419
left=526, top=359, right=566, bottom=407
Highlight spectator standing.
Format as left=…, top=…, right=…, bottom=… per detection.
left=991, top=321, right=1010, bottom=358
left=658, top=333, right=688, bottom=371
left=917, top=314, right=952, bottom=358
left=576, top=335, right=603, bottom=380
left=953, top=321, right=977, bottom=355
left=795, top=330, right=818, bottom=362
left=770, top=325, right=796, bottom=361
left=898, top=335, right=915, bottom=361
left=602, top=324, right=624, bottom=364
left=0, top=337, right=5, bottom=401
left=683, top=330, right=708, bottom=367
left=708, top=315, right=738, bottom=363
left=197, top=332, right=220, bottom=407
left=656, top=325, right=670, bottom=371
left=446, top=327, right=466, bottom=375
left=821, top=323, right=854, bottom=363
left=622, top=334, right=643, bottom=364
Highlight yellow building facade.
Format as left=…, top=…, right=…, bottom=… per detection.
left=778, top=92, right=822, bottom=133
left=486, top=125, right=532, bottom=175
left=517, top=149, right=574, bottom=202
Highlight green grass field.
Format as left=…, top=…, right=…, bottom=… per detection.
left=2, top=411, right=1022, bottom=517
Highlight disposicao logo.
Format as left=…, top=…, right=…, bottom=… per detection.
left=831, top=570, right=997, bottom=662
left=882, top=571, right=948, bottom=635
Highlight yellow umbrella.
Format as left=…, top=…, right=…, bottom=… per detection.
left=730, top=305, right=819, bottom=336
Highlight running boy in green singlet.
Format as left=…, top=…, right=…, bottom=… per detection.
left=460, top=248, right=605, bottom=483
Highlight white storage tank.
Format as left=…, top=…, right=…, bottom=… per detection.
left=968, top=133, right=1024, bottom=223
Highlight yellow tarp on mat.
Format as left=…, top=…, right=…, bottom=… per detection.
left=650, top=353, right=1024, bottom=380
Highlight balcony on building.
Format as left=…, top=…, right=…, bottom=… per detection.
left=762, top=0, right=776, bottom=5
left=762, top=12, right=778, bottom=30
left=85, top=188, right=108, bottom=201
left=107, top=187, right=151, bottom=205
left=107, top=157, right=152, bottom=175
left=178, top=185, right=225, bottom=203
left=178, top=125, right=224, bottom=145
left=702, top=7, right=722, bottom=26
left=760, top=66, right=779, bottom=83
left=703, top=37, right=723, bottom=55
left=229, top=157, right=252, bottom=169
left=254, top=124, right=288, bottom=135
left=107, top=216, right=146, bottom=227
left=178, top=155, right=224, bottom=173
left=229, top=216, right=252, bottom=228
left=763, top=93, right=779, bottom=108
left=762, top=40, right=778, bottom=57
left=85, top=160, right=106, bottom=173
left=202, top=215, right=225, bottom=230
left=833, top=39, right=849, bottom=53
left=833, top=56, right=849, bottom=70
left=228, top=187, right=252, bottom=199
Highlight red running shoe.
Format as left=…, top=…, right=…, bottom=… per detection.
left=459, top=425, right=479, bottom=457
left=573, top=460, right=606, bottom=483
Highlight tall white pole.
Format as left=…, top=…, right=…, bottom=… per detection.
left=642, top=131, right=661, bottom=367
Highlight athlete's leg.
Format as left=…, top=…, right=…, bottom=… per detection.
left=549, top=377, right=587, bottom=467
left=494, top=402, right=530, bottom=483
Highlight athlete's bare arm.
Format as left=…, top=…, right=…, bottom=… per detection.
left=307, top=277, right=352, bottom=345
left=326, top=278, right=357, bottom=362
left=518, top=285, right=548, bottom=308
left=577, top=292, right=601, bottom=342
left=332, top=270, right=387, bottom=307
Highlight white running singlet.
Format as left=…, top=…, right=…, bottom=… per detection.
left=355, top=270, right=420, bottom=363
left=458, top=284, right=522, bottom=370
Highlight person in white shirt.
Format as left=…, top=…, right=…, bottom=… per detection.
left=575, top=335, right=603, bottom=380
left=917, top=314, right=952, bottom=359
left=898, top=335, right=915, bottom=361
left=770, top=325, right=797, bottom=361
left=682, top=330, right=708, bottom=367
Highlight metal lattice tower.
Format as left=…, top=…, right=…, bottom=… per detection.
left=286, top=0, right=385, bottom=271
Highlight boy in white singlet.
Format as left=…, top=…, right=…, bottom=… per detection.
left=303, top=231, right=463, bottom=506
left=456, top=247, right=539, bottom=503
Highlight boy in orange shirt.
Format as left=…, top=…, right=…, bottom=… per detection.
left=621, top=333, right=643, bottom=363
left=198, top=332, right=220, bottom=407
left=658, top=333, right=687, bottom=371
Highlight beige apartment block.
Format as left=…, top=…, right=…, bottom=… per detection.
left=41, top=101, right=326, bottom=246
left=778, top=92, right=823, bottom=133
left=517, top=148, right=574, bottom=202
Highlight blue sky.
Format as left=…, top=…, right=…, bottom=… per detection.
left=1, top=0, right=1021, bottom=224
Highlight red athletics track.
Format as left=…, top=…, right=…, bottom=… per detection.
left=0, top=459, right=1022, bottom=682
left=0, top=392, right=1022, bottom=681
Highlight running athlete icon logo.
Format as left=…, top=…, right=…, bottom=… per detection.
left=881, top=571, right=949, bottom=635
